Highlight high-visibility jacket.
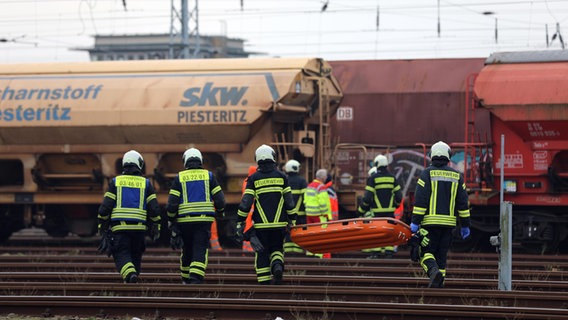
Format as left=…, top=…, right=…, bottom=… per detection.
left=304, top=179, right=332, bottom=219
left=324, top=181, right=339, bottom=220
left=97, top=169, right=161, bottom=233
left=237, top=163, right=296, bottom=229
left=167, top=168, right=225, bottom=223
left=357, top=168, right=402, bottom=218
left=411, top=160, right=471, bottom=227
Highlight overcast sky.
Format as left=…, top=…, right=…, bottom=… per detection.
left=1, top=0, right=567, bottom=63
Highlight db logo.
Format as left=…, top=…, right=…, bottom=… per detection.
left=337, top=106, right=353, bottom=121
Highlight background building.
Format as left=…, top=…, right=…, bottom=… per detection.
left=77, top=34, right=254, bottom=61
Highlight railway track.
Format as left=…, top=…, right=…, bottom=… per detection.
left=1, top=244, right=568, bottom=319
left=2, top=295, right=568, bottom=320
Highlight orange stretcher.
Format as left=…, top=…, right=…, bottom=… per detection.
left=290, top=218, right=412, bottom=254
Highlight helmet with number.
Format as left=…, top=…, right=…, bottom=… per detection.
left=431, top=141, right=451, bottom=160
left=373, top=154, right=388, bottom=168
left=368, top=166, right=377, bottom=176
left=122, top=150, right=144, bottom=170
left=183, top=148, right=203, bottom=166
left=284, top=159, right=301, bottom=173
left=255, top=144, right=276, bottom=163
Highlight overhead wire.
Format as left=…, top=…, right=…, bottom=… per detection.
left=1, top=0, right=567, bottom=61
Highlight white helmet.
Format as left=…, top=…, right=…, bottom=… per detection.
left=373, top=154, right=388, bottom=168
left=122, top=150, right=144, bottom=170
left=284, top=159, right=301, bottom=173
left=368, top=166, right=377, bottom=176
left=431, top=141, right=451, bottom=160
left=183, top=148, right=203, bottom=166
left=255, top=144, right=276, bottom=163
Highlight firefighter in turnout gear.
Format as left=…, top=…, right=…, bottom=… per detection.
left=236, top=144, right=296, bottom=285
left=411, top=141, right=471, bottom=288
left=357, top=154, right=403, bottom=258
left=97, top=150, right=162, bottom=284
left=283, top=159, right=307, bottom=254
left=167, top=148, right=226, bottom=284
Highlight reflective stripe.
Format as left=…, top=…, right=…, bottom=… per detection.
left=178, top=169, right=215, bottom=216
left=111, top=175, right=149, bottom=229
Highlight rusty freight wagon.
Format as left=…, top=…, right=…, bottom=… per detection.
left=327, top=58, right=486, bottom=215
left=0, top=58, right=342, bottom=242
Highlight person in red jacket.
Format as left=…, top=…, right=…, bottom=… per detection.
left=240, top=165, right=257, bottom=252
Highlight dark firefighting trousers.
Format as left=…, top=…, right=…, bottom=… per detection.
left=419, top=226, right=453, bottom=284
left=255, top=228, right=286, bottom=284
left=179, top=221, right=211, bottom=283
left=111, top=231, right=146, bottom=281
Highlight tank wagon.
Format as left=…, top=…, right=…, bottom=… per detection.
left=0, top=58, right=342, bottom=242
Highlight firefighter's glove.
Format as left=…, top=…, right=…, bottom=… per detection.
left=249, top=233, right=265, bottom=253
left=461, top=227, right=471, bottom=239
left=169, top=223, right=183, bottom=250
left=149, top=223, right=161, bottom=241
left=407, top=232, right=424, bottom=262
left=97, top=221, right=109, bottom=236
left=234, top=221, right=245, bottom=243
left=215, top=207, right=225, bottom=219
left=363, top=211, right=374, bottom=218
left=97, top=230, right=113, bottom=257
left=410, top=222, right=419, bottom=233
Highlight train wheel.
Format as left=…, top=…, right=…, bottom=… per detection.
left=520, top=228, right=559, bottom=254
left=518, top=216, right=560, bottom=254
left=43, top=206, right=70, bottom=238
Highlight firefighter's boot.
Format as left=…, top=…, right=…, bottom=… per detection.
left=424, top=259, right=444, bottom=288
left=271, top=262, right=284, bottom=285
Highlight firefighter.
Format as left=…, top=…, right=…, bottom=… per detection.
left=235, top=144, right=296, bottom=285
left=97, top=150, right=162, bottom=284
left=357, top=154, right=403, bottom=258
left=167, top=148, right=226, bottom=284
left=411, top=141, right=471, bottom=288
left=304, top=168, right=332, bottom=258
left=283, top=159, right=307, bottom=254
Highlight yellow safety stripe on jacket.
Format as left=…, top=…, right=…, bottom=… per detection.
left=248, top=177, right=290, bottom=228
left=178, top=169, right=215, bottom=215
left=420, top=170, right=462, bottom=227
left=104, top=192, right=117, bottom=200
left=458, top=208, right=471, bottom=218
left=112, top=176, right=148, bottom=225
left=111, top=221, right=147, bottom=232
left=292, top=190, right=304, bottom=214
left=371, top=176, right=400, bottom=213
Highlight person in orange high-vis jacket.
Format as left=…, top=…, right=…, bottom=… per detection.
left=240, top=166, right=257, bottom=252
left=209, top=220, right=223, bottom=251
left=324, top=174, right=339, bottom=221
